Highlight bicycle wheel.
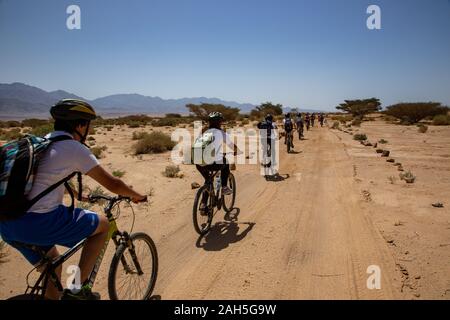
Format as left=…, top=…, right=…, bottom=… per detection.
left=108, top=232, right=158, bottom=300
left=193, top=185, right=213, bottom=235
left=222, top=173, right=236, bottom=213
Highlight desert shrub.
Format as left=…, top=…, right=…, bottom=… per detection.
left=112, top=170, right=125, bottom=178
left=91, top=145, right=107, bottom=159
left=241, top=119, right=250, bottom=125
left=332, top=121, right=340, bottom=129
left=133, top=131, right=175, bottom=155
left=351, top=119, right=362, bottom=127
left=432, top=114, right=450, bottom=126
left=0, top=128, right=23, bottom=141
left=0, top=240, right=7, bottom=263
left=353, top=133, right=367, bottom=141
left=30, top=123, right=54, bottom=137
left=87, top=136, right=95, bottom=141
left=104, top=125, right=114, bottom=131
left=128, top=121, right=141, bottom=128
left=330, top=115, right=353, bottom=123
left=88, top=141, right=96, bottom=147
left=378, top=139, right=388, bottom=144
left=132, top=131, right=148, bottom=140
left=165, top=113, right=182, bottom=118
left=418, top=124, right=428, bottom=133
left=152, top=117, right=183, bottom=127
left=163, top=165, right=181, bottom=178
left=400, top=170, right=416, bottom=183
left=385, top=102, right=448, bottom=124
left=5, top=120, right=22, bottom=128
left=21, top=118, right=50, bottom=128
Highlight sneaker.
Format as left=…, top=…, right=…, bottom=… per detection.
left=61, top=284, right=101, bottom=300
left=222, top=186, right=233, bottom=196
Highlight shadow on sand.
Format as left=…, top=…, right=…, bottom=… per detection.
left=196, top=208, right=255, bottom=252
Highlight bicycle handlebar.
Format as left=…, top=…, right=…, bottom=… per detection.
left=88, top=195, right=148, bottom=204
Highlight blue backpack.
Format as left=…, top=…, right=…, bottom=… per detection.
left=0, top=134, right=82, bottom=221
left=284, top=118, right=293, bottom=131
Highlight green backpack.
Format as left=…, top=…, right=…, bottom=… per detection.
left=191, top=132, right=216, bottom=166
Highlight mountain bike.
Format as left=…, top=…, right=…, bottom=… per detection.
left=286, top=131, right=294, bottom=153
left=7, top=195, right=158, bottom=300
left=193, top=168, right=236, bottom=235
left=296, top=122, right=304, bottom=140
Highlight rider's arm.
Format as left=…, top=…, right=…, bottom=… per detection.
left=86, top=165, right=146, bottom=202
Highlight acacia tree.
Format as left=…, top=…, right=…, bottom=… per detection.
left=384, top=102, right=448, bottom=124
left=250, top=102, right=283, bottom=119
left=186, top=103, right=240, bottom=121
left=336, top=98, right=381, bottom=119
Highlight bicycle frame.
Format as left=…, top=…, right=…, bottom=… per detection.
left=25, top=199, right=135, bottom=298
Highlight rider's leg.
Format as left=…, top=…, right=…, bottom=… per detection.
left=196, top=164, right=211, bottom=205
left=220, top=164, right=230, bottom=187
left=78, top=215, right=109, bottom=283
left=42, top=247, right=62, bottom=300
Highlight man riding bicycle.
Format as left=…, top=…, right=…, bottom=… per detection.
left=295, top=112, right=304, bottom=139
left=257, top=114, right=277, bottom=166
left=195, top=112, right=240, bottom=215
left=0, top=99, right=147, bottom=300
left=282, top=113, right=294, bottom=149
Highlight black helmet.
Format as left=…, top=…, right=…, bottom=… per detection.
left=208, top=111, right=224, bottom=122
left=285, top=113, right=291, bottom=118
left=50, top=99, right=97, bottom=121
left=265, top=114, right=273, bottom=122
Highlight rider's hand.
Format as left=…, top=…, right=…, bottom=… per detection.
left=131, top=195, right=148, bottom=204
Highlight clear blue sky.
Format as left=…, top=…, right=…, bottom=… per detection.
left=1, top=0, right=449, bottom=110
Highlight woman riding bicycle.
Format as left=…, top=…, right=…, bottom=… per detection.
left=195, top=112, right=240, bottom=214
left=0, top=99, right=147, bottom=300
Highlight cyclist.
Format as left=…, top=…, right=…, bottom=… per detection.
left=305, top=113, right=311, bottom=131
left=196, top=112, right=240, bottom=215
left=282, top=113, right=294, bottom=149
left=0, top=99, right=147, bottom=300
left=257, top=114, right=277, bottom=167
left=295, top=112, right=304, bottom=139
left=319, top=113, right=325, bottom=127
left=311, top=113, right=316, bottom=127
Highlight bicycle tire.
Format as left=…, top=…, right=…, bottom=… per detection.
left=193, top=185, right=213, bottom=235
left=222, top=173, right=236, bottom=213
left=108, top=232, right=158, bottom=300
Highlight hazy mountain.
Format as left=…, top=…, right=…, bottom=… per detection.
left=0, top=83, right=256, bottom=118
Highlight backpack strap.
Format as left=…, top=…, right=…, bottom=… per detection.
left=25, top=134, right=83, bottom=213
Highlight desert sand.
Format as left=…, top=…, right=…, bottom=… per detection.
left=1, top=118, right=449, bottom=300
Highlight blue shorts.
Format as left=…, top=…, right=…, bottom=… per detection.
left=0, top=205, right=99, bottom=265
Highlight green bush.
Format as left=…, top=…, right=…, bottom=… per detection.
left=353, top=133, right=367, bottom=141
left=21, top=118, right=50, bottom=128
left=30, top=124, right=54, bottom=137
left=163, top=165, right=181, bottom=178
left=418, top=124, right=428, bottom=133
left=385, top=102, right=448, bottom=124
left=432, top=114, right=450, bottom=126
left=112, top=170, right=125, bottom=178
left=133, top=131, right=176, bottom=155
left=0, top=128, right=23, bottom=141
left=91, top=145, right=107, bottom=159
left=0, top=240, right=7, bottom=263
left=152, top=117, right=184, bottom=127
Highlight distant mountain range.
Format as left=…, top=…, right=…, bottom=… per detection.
left=0, top=83, right=256, bottom=119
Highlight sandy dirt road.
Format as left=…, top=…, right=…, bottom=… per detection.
left=1, top=125, right=411, bottom=300
left=152, top=127, right=401, bottom=300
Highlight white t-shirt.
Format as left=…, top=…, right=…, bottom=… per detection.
left=204, top=128, right=235, bottom=163
left=27, top=131, right=100, bottom=213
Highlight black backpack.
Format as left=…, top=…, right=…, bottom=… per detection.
left=0, top=134, right=82, bottom=222
left=284, top=118, right=293, bottom=131
left=257, top=120, right=273, bottom=138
